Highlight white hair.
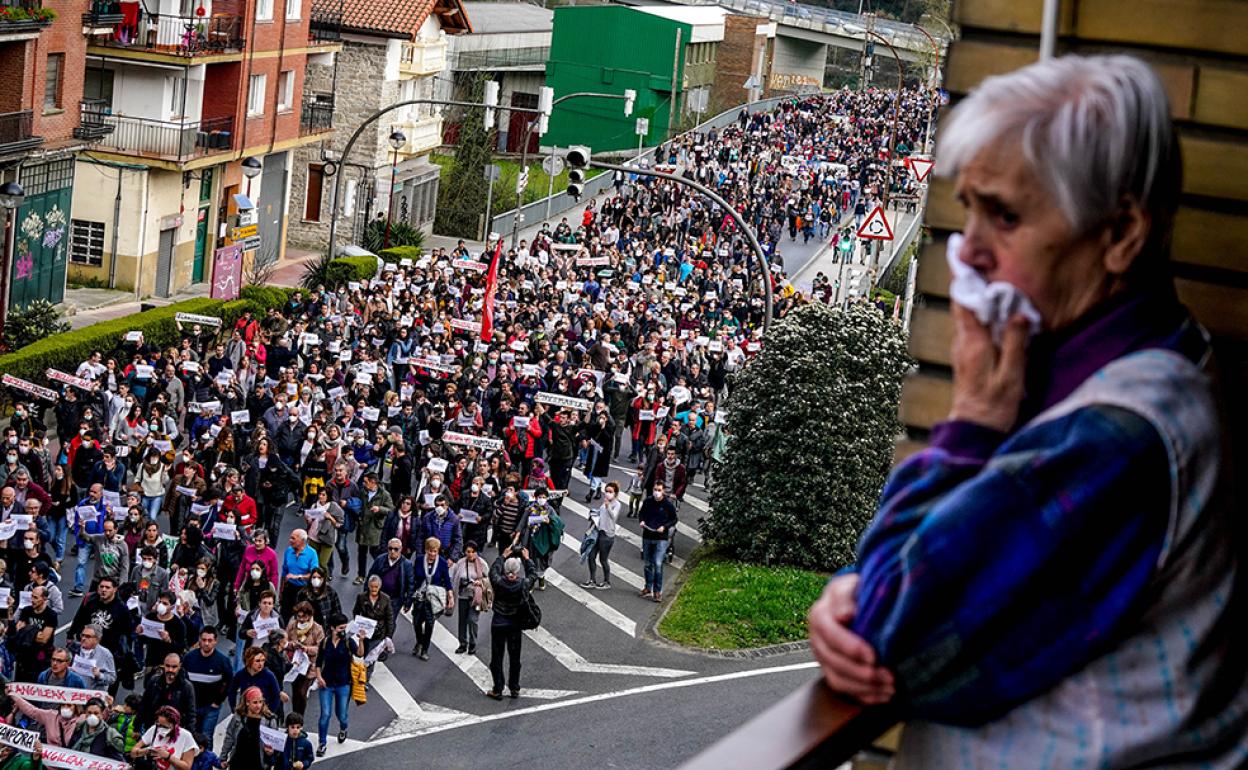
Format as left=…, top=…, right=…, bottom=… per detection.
left=938, top=54, right=1180, bottom=253
left=504, top=557, right=523, bottom=578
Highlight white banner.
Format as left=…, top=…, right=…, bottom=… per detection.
left=575, top=256, right=610, bottom=267
left=449, top=318, right=482, bottom=333
left=175, top=312, right=223, bottom=327
left=412, top=357, right=458, bottom=374
left=40, top=745, right=129, bottom=770
left=535, top=392, right=592, bottom=411
left=45, top=369, right=95, bottom=390
left=0, top=723, right=39, bottom=753
left=442, top=431, right=503, bottom=451
left=5, top=682, right=109, bottom=706
left=2, top=374, right=58, bottom=402
left=452, top=258, right=487, bottom=272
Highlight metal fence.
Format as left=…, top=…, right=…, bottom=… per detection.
left=97, top=114, right=234, bottom=160
left=300, top=100, right=334, bottom=136
left=0, top=110, right=36, bottom=151
left=453, top=46, right=550, bottom=71
left=98, top=11, right=244, bottom=54
left=489, top=96, right=789, bottom=238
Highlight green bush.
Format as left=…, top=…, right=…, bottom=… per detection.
left=239, top=285, right=300, bottom=312
left=703, top=302, right=912, bottom=572
left=0, top=297, right=254, bottom=389
left=377, top=245, right=423, bottom=264
left=301, top=255, right=377, bottom=291
left=1, top=299, right=71, bottom=351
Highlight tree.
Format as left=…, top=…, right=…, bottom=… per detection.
left=434, top=74, right=495, bottom=240
left=703, top=302, right=912, bottom=572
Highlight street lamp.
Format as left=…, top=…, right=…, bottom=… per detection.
left=241, top=156, right=262, bottom=198
left=861, top=29, right=904, bottom=296
left=0, top=180, right=26, bottom=351
left=384, top=129, right=406, bottom=250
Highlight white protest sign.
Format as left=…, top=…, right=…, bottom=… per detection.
left=45, top=369, right=95, bottom=391
left=427, top=457, right=449, bottom=474
left=0, top=723, right=40, bottom=752
left=351, top=615, right=378, bottom=639
left=253, top=614, right=281, bottom=642
left=40, top=745, right=129, bottom=770
left=4, top=682, right=109, bottom=706
left=535, top=392, right=592, bottom=411
left=2, top=374, right=58, bottom=401
left=176, top=312, right=223, bottom=327
left=231, top=410, right=251, bottom=424
left=442, top=431, right=503, bottom=451
left=140, top=619, right=165, bottom=640
left=211, top=522, right=237, bottom=541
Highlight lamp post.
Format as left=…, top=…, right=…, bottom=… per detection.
left=862, top=29, right=903, bottom=294
left=911, top=23, right=943, bottom=155
left=241, top=156, right=262, bottom=198
left=384, top=129, right=406, bottom=250
left=588, top=158, right=774, bottom=333
left=0, top=180, right=26, bottom=351
left=327, top=96, right=508, bottom=261
left=513, top=89, right=634, bottom=250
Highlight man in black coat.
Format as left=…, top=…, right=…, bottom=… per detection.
left=138, top=652, right=197, bottom=733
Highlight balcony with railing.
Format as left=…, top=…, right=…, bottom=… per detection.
left=90, top=8, right=245, bottom=57
left=300, top=98, right=334, bottom=136
left=0, top=0, right=55, bottom=39
left=452, top=46, right=550, bottom=72
left=399, top=38, right=448, bottom=77
left=73, top=99, right=117, bottom=142
left=309, top=1, right=341, bottom=44
left=94, top=114, right=234, bottom=162
left=394, top=114, right=442, bottom=157
left=0, top=110, right=43, bottom=157
left=82, top=0, right=124, bottom=30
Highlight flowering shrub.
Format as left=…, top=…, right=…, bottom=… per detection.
left=0, top=5, right=58, bottom=23
left=703, top=301, right=912, bottom=572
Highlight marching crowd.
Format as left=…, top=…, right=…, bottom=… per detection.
left=0, top=87, right=930, bottom=770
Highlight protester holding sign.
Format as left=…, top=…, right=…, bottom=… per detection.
left=130, top=705, right=197, bottom=770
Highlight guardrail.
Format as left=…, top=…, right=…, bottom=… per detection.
left=489, top=95, right=790, bottom=237
left=96, top=114, right=234, bottom=160
left=94, top=11, right=244, bottom=55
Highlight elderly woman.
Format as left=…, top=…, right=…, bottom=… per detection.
left=808, top=55, right=1246, bottom=767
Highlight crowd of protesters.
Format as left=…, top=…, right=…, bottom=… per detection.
left=0, top=87, right=931, bottom=768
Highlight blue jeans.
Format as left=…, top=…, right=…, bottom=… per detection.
left=317, top=683, right=351, bottom=746
left=47, top=516, right=67, bottom=560
left=642, top=538, right=668, bottom=593
left=142, top=495, right=163, bottom=521
left=74, top=542, right=93, bottom=592
left=197, top=704, right=222, bottom=750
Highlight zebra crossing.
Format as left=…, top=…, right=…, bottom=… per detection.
left=309, top=467, right=714, bottom=759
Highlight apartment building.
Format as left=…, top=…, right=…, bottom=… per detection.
left=288, top=0, right=470, bottom=253
left=66, top=0, right=341, bottom=297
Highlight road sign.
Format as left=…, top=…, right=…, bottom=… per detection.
left=905, top=156, right=934, bottom=183
left=857, top=206, right=894, bottom=240
left=241, top=235, right=262, bottom=251
left=484, top=164, right=500, bottom=182
left=231, top=224, right=258, bottom=240
left=541, top=155, right=564, bottom=176
left=516, top=169, right=529, bottom=195
left=635, top=117, right=649, bottom=136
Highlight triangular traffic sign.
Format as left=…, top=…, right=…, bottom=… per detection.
left=857, top=205, right=894, bottom=240
left=905, top=155, right=934, bottom=183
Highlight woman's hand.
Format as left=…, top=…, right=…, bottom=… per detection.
left=808, top=574, right=895, bottom=705
left=948, top=304, right=1029, bottom=433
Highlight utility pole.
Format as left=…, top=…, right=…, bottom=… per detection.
left=668, top=28, right=682, bottom=139
left=858, top=12, right=876, bottom=90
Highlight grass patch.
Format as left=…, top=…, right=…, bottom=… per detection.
left=659, top=553, right=828, bottom=650
left=431, top=153, right=604, bottom=213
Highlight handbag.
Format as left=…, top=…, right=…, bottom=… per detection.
left=516, top=586, right=542, bottom=631
left=426, top=585, right=446, bottom=615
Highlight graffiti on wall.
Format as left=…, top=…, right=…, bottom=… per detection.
left=769, top=72, right=822, bottom=91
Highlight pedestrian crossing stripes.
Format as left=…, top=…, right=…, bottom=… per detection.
left=544, top=568, right=638, bottom=636
left=583, top=466, right=706, bottom=543
left=560, top=532, right=645, bottom=590
left=419, top=613, right=579, bottom=700
left=523, top=627, right=694, bottom=678
left=560, top=497, right=686, bottom=569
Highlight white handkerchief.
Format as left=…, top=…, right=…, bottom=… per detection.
left=945, top=233, right=1043, bottom=345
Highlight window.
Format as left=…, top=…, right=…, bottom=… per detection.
left=286, top=0, right=299, bottom=20
left=44, top=53, right=64, bottom=109
left=168, top=74, right=187, bottom=117
left=247, top=74, right=267, bottom=116
left=256, top=0, right=272, bottom=21
left=70, top=220, right=106, bottom=267
left=304, top=164, right=323, bottom=221
left=278, top=70, right=294, bottom=111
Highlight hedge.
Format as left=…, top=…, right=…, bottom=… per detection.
left=326, top=256, right=378, bottom=286
left=239, top=285, right=301, bottom=312
left=377, top=246, right=422, bottom=263
left=0, top=296, right=255, bottom=390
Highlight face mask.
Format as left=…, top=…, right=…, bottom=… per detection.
left=196, top=568, right=208, bottom=578
left=297, top=620, right=312, bottom=630
left=536, top=498, right=547, bottom=506
left=18, top=445, right=29, bottom=454
left=653, top=491, right=664, bottom=500
left=130, top=514, right=140, bottom=522
left=251, top=568, right=262, bottom=579
left=430, top=481, right=441, bottom=489
left=471, top=484, right=481, bottom=493
left=14, top=410, right=23, bottom=418
left=605, top=490, right=616, bottom=500
left=5, top=455, right=14, bottom=464
left=24, top=539, right=36, bottom=550
left=149, top=423, right=159, bottom=432
left=60, top=707, right=74, bottom=720
left=79, top=429, right=87, bottom=436
left=155, top=602, right=169, bottom=615
left=156, top=727, right=170, bottom=738
left=142, top=559, right=155, bottom=570
left=435, top=506, right=446, bottom=515
left=307, top=432, right=317, bottom=441
left=311, top=577, right=323, bottom=588
left=86, top=714, right=101, bottom=728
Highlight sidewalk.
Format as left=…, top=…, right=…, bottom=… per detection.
left=62, top=284, right=211, bottom=330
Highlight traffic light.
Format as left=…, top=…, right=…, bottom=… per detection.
left=566, top=145, right=591, bottom=201
left=537, top=86, right=553, bottom=136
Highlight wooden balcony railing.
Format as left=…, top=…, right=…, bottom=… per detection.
left=678, top=680, right=899, bottom=770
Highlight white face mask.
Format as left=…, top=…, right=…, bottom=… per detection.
left=297, top=620, right=312, bottom=630
left=86, top=714, right=101, bottom=728
left=310, top=577, right=323, bottom=588
left=251, top=568, right=263, bottom=579
left=155, top=602, right=170, bottom=615
left=142, top=559, right=155, bottom=570
left=196, top=568, right=208, bottom=578
left=430, top=481, right=441, bottom=489
left=60, top=707, right=74, bottom=719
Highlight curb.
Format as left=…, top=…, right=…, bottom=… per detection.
left=640, top=548, right=813, bottom=660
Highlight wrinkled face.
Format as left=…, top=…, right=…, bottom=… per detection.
left=953, top=139, right=1115, bottom=332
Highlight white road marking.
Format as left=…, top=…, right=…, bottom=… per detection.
left=573, top=467, right=705, bottom=543
left=420, top=616, right=577, bottom=700
left=559, top=532, right=644, bottom=590
left=314, top=661, right=821, bottom=759
left=545, top=569, right=637, bottom=637
left=524, top=626, right=694, bottom=678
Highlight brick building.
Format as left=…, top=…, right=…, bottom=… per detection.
left=66, top=0, right=342, bottom=297
left=710, top=14, right=776, bottom=116
left=287, top=0, right=470, bottom=254
left=0, top=0, right=99, bottom=310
